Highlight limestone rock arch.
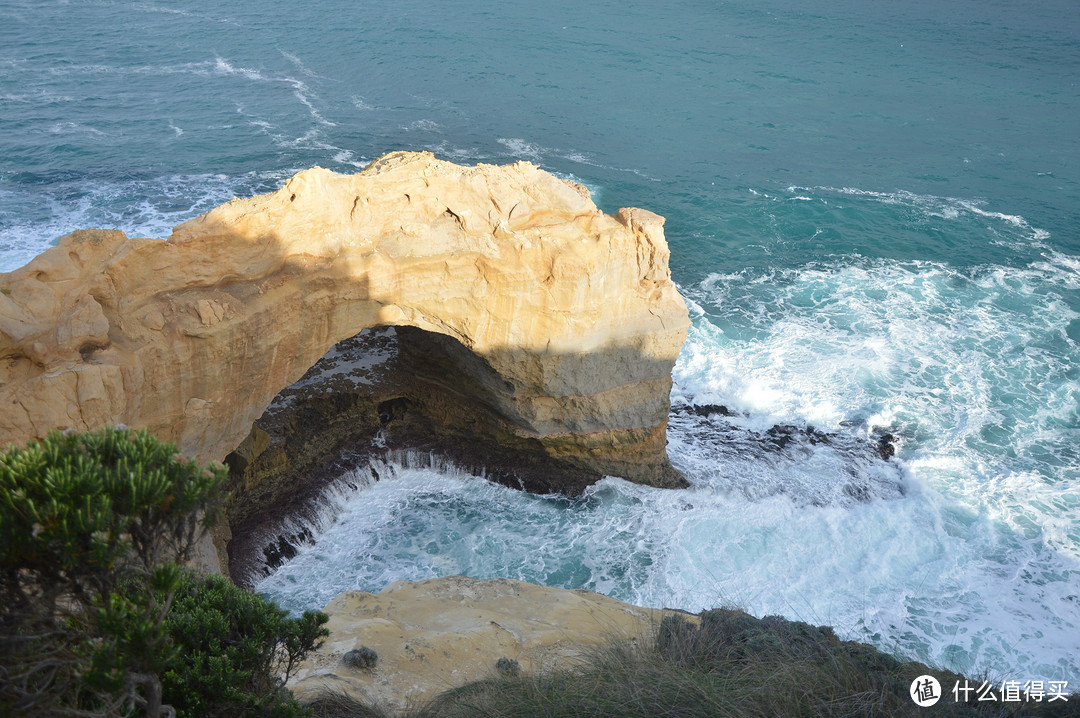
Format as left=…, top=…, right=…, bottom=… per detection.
left=0, top=152, right=690, bottom=498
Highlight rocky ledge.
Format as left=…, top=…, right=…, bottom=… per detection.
left=287, top=576, right=688, bottom=713
left=0, top=151, right=690, bottom=573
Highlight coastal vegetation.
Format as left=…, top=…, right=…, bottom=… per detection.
left=0, top=427, right=328, bottom=717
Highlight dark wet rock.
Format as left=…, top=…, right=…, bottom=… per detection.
left=876, top=433, right=897, bottom=460
left=673, top=403, right=735, bottom=418
left=667, top=402, right=907, bottom=507
left=262, top=530, right=311, bottom=571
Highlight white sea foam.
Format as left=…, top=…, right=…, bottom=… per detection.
left=497, top=137, right=545, bottom=161
left=127, top=2, right=243, bottom=27
left=420, top=141, right=485, bottom=162
left=680, top=258, right=1078, bottom=438
left=49, top=121, right=107, bottom=137
left=351, top=96, right=376, bottom=111
left=681, top=292, right=707, bottom=317
left=257, top=452, right=1079, bottom=683
left=677, top=255, right=1080, bottom=636
left=496, top=138, right=659, bottom=180
left=235, top=466, right=375, bottom=587
left=270, top=126, right=340, bottom=151
left=258, top=250, right=1080, bottom=684
left=280, top=50, right=319, bottom=78
left=401, top=119, right=440, bottom=132
left=331, top=150, right=369, bottom=169
left=0, top=170, right=295, bottom=271
left=1032, top=251, right=1080, bottom=285
left=206, top=57, right=337, bottom=128
left=38, top=54, right=338, bottom=136
left=785, top=185, right=1052, bottom=246
left=0, top=88, right=75, bottom=104
left=209, top=57, right=266, bottom=82
left=287, top=80, right=336, bottom=127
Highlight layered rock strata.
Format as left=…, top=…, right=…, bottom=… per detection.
left=288, top=576, right=692, bottom=713
left=0, top=152, right=690, bottom=569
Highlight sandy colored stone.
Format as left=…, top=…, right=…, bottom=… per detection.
left=0, top=151, right=689, bottom=502
left=289, top=576, right=686, bottom=713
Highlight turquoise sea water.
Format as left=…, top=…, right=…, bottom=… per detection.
left=3, top=0, right=1078, bottom=684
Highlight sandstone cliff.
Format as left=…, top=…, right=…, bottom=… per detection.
left=0, top=152, right=689, bottom=521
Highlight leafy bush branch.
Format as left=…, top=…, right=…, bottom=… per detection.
left=0, top=426, right=327, bottom=717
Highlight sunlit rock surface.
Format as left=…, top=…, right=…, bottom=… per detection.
left=289, top=576, right=687, bottom=713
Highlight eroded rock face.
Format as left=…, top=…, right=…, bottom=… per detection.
left=0, top=152, right=689, bottom=519
left=288, top=576, right=688, bottom=713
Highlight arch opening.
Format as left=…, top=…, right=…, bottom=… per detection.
left=221, top=324, right=633, bottom=586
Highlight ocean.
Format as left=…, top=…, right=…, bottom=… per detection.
left=2, top=0, right=1078, bottom=685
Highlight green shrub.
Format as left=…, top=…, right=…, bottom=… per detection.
left=343, top=646, right=379, bottom=671
left=0, top=426, right=228, bottom=716
left=495, top=657, right=520, bottom=678
left=1, top=426, right=330, bottom=717
left=161, top=572, right=329, bottom=718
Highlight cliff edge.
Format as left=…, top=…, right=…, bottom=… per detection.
left=0, top=152, right=689, bottom=518
left=288, top=576, right=688, bottom=713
